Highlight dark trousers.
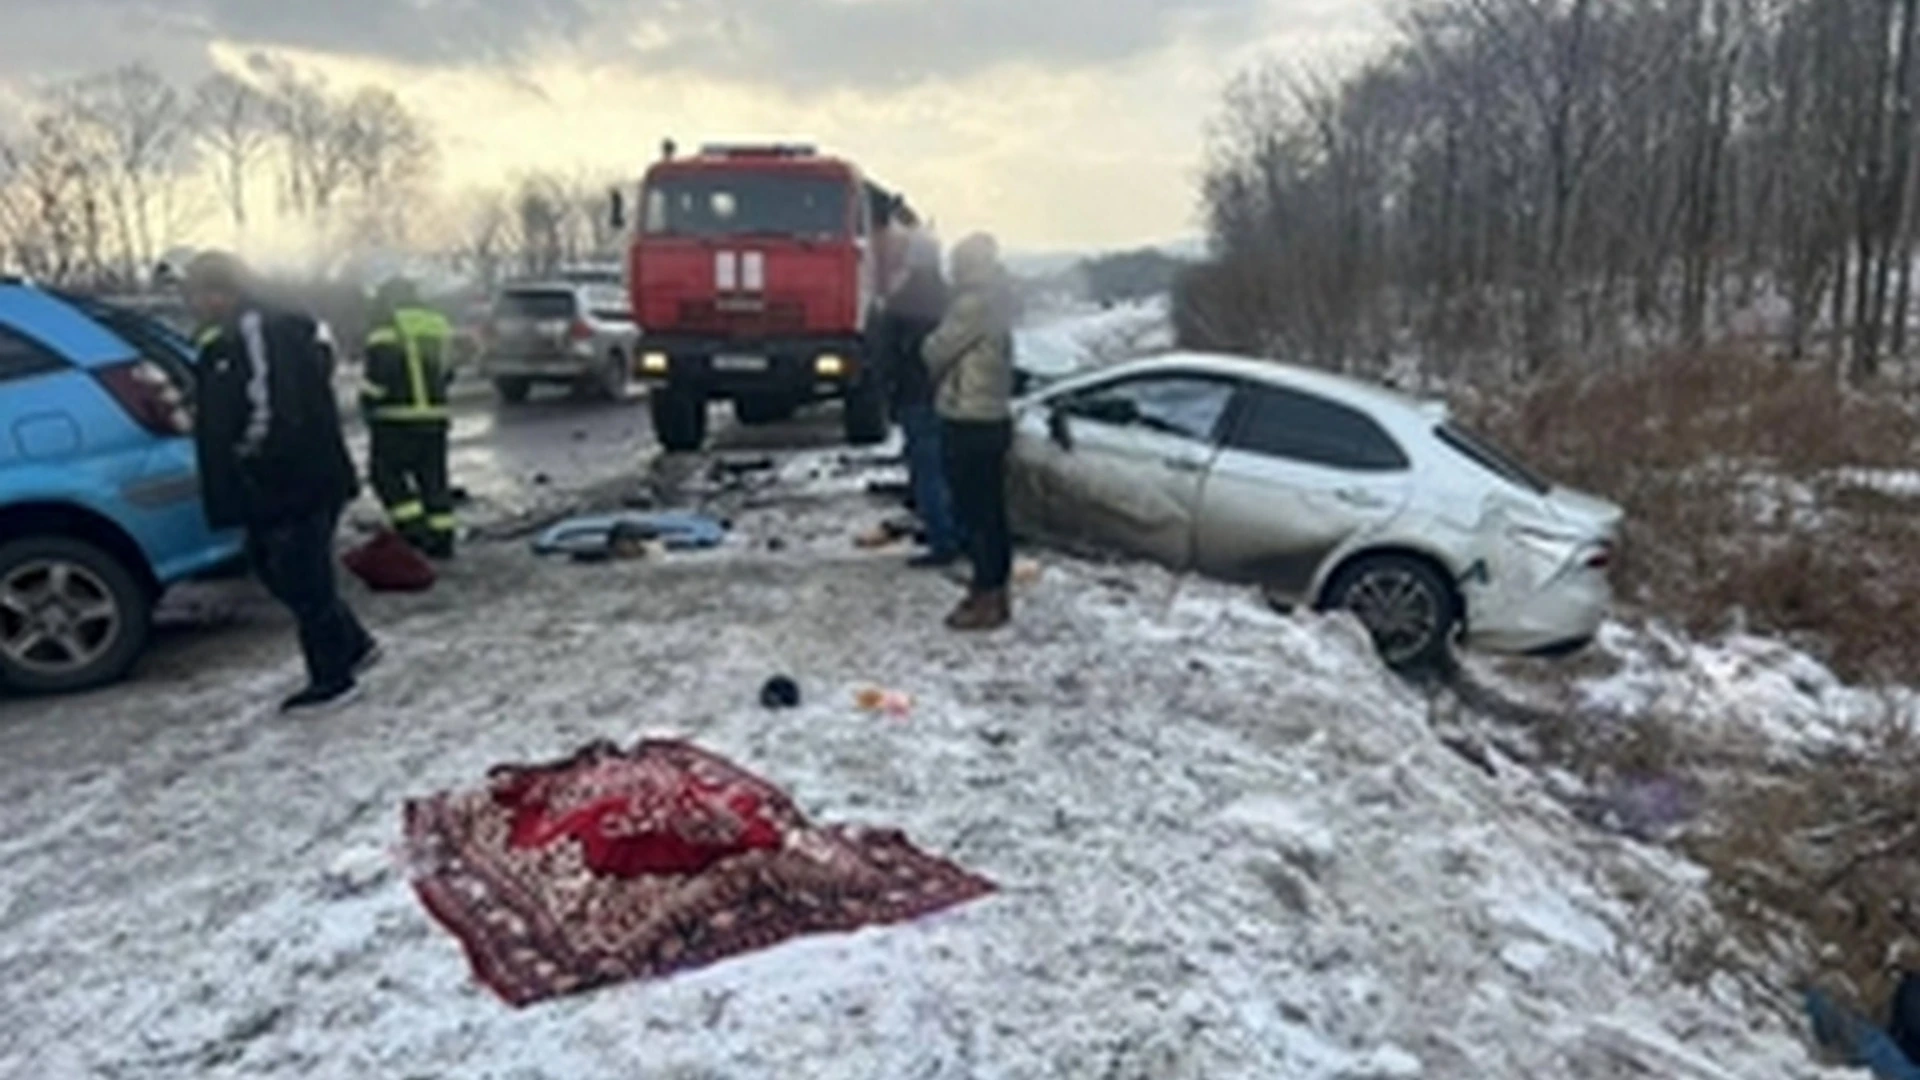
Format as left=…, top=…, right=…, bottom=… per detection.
left=943, top=418, right=1014, bottom=593
left=900, top=403, right=961, bottom=556
left=249, top=505, right=372, bottom=688
left=370, top=422, right=453, bottom=552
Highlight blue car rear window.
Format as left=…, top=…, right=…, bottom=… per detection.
left=0, top=287, right=139, bottom=368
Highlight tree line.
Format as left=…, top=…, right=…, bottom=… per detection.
left=1178, top=0, right=1920, bottom=385
left=0, top=61, right=628, bottom=293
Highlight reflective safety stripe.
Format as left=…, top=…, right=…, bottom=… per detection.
left=370, top=309, right=452, bottom=418
left=372, top=405, right=450, bottom=422
left=196, top=325, right=222, bottom=347
left=405, top=335, right=429, bottom=412
left=388, top=500, right=426, bottom=523
left=427, top=514, right=457, bottom=533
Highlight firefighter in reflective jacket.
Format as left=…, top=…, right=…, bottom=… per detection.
left=361, top=279, right=456, bottom=558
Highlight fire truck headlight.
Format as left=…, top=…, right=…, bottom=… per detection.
left=815, top=354, right=847, bottom=378
left=639, top=351, right=670, bottom=375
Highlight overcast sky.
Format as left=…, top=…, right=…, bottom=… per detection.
left=0, top=0, right=1384, bottom=251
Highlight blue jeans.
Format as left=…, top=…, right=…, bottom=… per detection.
left=899, top=403, right=961, bottom=556
left=1807, top=989, right=1920, bottom=1079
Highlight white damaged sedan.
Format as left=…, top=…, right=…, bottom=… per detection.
left=1008, top=353, right=1624, bottom=671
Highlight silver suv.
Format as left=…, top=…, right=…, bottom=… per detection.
left=481, top=281, right=641, bottom=403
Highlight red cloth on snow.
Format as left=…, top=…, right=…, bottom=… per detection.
left=342, top=529, right=436, bottom=593
left=491, top=747, right=784, bottom=876
left=404, top=739, right=997, bottom=1006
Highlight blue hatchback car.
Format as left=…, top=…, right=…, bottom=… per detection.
left=0, top=280, right=244, bottom=693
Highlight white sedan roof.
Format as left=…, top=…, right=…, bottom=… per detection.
left=1035, top=351, right=1448, bottom=424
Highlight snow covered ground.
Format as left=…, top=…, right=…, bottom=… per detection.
left=1014, top=298, right=1174, bottom=384
left=0, top=432, right=1855, bottom=1080
left=1566, top=621, right=1918, bottom=755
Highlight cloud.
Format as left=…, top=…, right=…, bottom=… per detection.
left=0, top=0, right=1385, bottom=250
left=593, top=0, right=1264, bottom=90
left=3, top=0, right=1275, bottom=92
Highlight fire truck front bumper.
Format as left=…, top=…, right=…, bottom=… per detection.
left=633, top=336, right=869, bottom=400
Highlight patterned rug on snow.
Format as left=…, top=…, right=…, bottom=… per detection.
left=403, top=738, right=996, bottom=1006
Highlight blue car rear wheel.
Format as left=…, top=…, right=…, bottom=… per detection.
left=0, top=535, right=151, bottom=693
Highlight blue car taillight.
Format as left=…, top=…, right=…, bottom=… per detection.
left=95, top=360, right=192, bottom=436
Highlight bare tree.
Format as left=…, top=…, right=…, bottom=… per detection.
left=62, top=64, right=191, bottom=278
left=0, top=115, right=98, bottom=283
left=447, top=188, right=517, bottom=291
left=338, top=87, right=436, bottom=248
left=514, top=173, right=565, bottom=277
left=192, top=72, right=273, bottom=237
left=1184, top=0, right=1920, bottom=388
left=262, top=65, right=355, bottom=229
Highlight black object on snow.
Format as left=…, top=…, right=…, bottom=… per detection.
left=866, top=479, right=912, bottom=503
left=759, top=676, right=801, bottom=710
left=714, top=455, right=776, bottom=476
left=1894, top=973, right=1920, bottom=1064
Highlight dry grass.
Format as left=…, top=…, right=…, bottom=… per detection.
left=1457, top=350, right=1920, bottom=1006
left=1687, top=753, right=1920, bottom=1010
left=1467, top=348, right=1920, bottom=682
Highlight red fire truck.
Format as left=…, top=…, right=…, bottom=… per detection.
left=623, top=142, right=906, bottom=452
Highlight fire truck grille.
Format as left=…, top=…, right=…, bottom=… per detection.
left=676, top=299, right=809, bottom=337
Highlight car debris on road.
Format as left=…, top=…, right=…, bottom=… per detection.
left=532, top=512, right=729, bottom=559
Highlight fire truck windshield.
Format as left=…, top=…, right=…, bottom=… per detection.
left=643, top=173, right=851, bottom=239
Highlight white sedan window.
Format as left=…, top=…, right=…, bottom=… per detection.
left=1060, top=376, right=1235, bottom=443
left=1226, top=384, right=1409, bottom=472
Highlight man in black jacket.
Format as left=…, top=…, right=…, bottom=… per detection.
left=879, top=227, right=960, bottom=566
left=184, top=252, right=377, bottom=713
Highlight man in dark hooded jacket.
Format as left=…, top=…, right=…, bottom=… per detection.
left=185, top=252, right=377, bottom=713
left=878, top=227, right=960, bottom=565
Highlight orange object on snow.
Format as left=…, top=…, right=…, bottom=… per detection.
left=855, top=686, right=914, bottom=718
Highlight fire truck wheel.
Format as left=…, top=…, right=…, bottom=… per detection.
left=843, top=378, right=888, bottom=446
left=652, top=388, right=708, bottom=452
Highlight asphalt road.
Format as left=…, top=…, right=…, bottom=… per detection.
left=0, top=372, right=867, bottom=714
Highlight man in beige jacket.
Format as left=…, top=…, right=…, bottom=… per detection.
left=923, top=233, right=1017, bottom=631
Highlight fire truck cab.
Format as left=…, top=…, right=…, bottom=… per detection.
left=625, top=143, right=904, bottom=452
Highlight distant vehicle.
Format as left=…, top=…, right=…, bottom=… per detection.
left=1009, top=354, right=1623, bottom=672
left=0, top=283, right=244, bottom=692
left=554, top=264, right=623, bottom=286
left=479, top=280, right=641, bottom=404
left=89, top=292, right=195, bottom=337
left=622, top=142, right=903, bottom=451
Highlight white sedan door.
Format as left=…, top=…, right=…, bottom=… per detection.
left=1011, top=374, right=1238, bottom=570
left=1194, top=382, right=1414, bottom=603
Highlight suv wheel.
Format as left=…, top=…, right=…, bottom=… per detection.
left=652, top=388, right=708, bottom=453
left=843, top=376, right=889, bottom=446
left=0, top=536, right=152, bottom=693
left=494, top=377, right=532, bottom=405
left=1322, top=554, right=1459, bottom=675
left=600, top=351, right=630, bottom=402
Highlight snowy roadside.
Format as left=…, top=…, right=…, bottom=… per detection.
left=1014, top=298, right=1173, bottom=385
left=0, top=451, right=1848, bottom=1080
